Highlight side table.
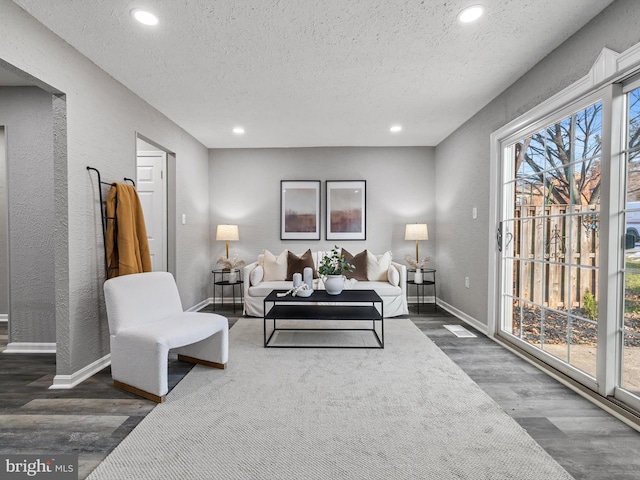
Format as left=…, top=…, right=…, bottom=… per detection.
left=407, top=268, right=436, bottom=313
left=212, top=269, right=244, bottom=313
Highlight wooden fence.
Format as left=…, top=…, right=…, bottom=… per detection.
left=513, top=205, right=599, bottom=310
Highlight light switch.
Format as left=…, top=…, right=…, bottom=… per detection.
left=472, top=207, right=477, bottom=219
left=181, top=213, right=186, bottom=225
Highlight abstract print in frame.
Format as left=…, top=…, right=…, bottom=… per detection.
left=326, top=180, right=366, bottom=240
left=280, top=180, right=321, bottom=240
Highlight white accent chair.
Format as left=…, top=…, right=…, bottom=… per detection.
left=103, top=271, right=228, bottom=403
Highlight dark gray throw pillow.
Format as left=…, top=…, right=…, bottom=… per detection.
left=286, top=249, right=317, bottom=280
left=341, top=248, right=368, bottom=281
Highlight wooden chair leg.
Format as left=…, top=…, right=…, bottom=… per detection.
left=177, top=354, right=227, bottom=369
left=114, top=380, right=165, bottom=403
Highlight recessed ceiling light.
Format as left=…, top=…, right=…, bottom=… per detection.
left=458, top=5, right=484, bottom=23
left=131, top=9, right=159, bottom=26
left=390, top=125, right=402, bottom=133
left=232, top=127, right=245, bottom=135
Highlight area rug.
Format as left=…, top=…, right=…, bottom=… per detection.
left=87, top=318, right=574, bottom=480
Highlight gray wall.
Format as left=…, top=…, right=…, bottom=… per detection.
left=209, top=147, right=435, bottom=267
left=0, top=87, right=55, bottom=342
left=434, top=0, right=640, bottom=327
left=0, top=127, right=7, bottom=316
left=0, top=2, right=211, bottom=377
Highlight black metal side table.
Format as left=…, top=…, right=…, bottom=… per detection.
left=407, top=268, right=436, bottom=313
left=212, top=269, right=244, bottom=313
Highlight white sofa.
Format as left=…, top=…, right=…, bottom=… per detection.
left=242, top=249, right=408, bottom=318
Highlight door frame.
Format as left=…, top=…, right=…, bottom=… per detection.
left=135, top=133, right=176, bottom=277
left=136, top=149, right=168, bottom=271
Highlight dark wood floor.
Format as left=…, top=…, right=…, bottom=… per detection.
left=1, top=305, right=640, bottom=479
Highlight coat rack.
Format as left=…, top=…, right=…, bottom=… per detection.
left=87, top=166, right=135, bottom=277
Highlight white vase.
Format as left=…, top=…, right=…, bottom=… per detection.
left=228, top=268, right=238, bottom=284
left=324, top=274, right=345, bottom=295
left=414, top=269, right=423, bottom=284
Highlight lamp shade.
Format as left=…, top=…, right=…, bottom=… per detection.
left=405, top=223, right=428, bottom=241
left=216, top=224, right=239, bottom=241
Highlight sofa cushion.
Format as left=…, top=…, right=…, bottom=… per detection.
left=249, top=280, right=294, bottom=297
left=263, top=249, right=288, bottom=281
left=350, top=281, right=402, bottom=297
left=342, top=248, right=368, bottom=281
left=388, top=264, right=400, bottom=286
left=367, top=251, right=392, bottom=281
left=286, top=249, right=317, bottom=280
left=250, top=265, right=264, bottom=286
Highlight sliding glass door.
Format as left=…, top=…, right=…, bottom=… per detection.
left=499, top=99, right=602, bottom=387
left=620, top=83, right=640, bottom=401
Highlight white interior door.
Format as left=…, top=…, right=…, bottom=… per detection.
left=136, top=151, right=167, bottom=271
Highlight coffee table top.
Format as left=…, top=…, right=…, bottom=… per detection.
left=264, top=289, right=382, bottom=303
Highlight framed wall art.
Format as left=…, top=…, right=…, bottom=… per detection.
left=326, top=180, right=366, bottom=240
left=280, top=180, right=321, bottom=240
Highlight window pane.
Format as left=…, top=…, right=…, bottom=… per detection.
left=569, top=318, right=597, bottom=378
left=575, top=103, right=602, bottom=160
left=572, top=158, right=601, bottom=206
left=517, top=176, right=544, bottom=206
left=541, top=309, right=569, bottom=363
left=519, top=261, right=541, bottom=304
left=511, top=297, right=523, bottom=337
left=544, top=167, right=570, bottom=205
left=521, top=131, right=546, bottom=176
left=520, top=211, right=545, bottom=262
left=625, top=272, right=640, bottom=330
left=546, top=117, right=572, bottom=170
left=568, top=213, right=599, bottom=268
left=628, top=87, right=640, bottom=151
left=546, top=216, right=567, bottom=263
left=622, top=332, right=640, bottom=395
left=568, top=266, right=598, bottom=316
left=516, top=301, right=542, bottom=346
left=627, top=151, right=640, bottom=204
left=503, top=219, right=519, bottom=258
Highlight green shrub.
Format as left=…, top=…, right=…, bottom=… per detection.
left=583, top=289, right=598, bottom=321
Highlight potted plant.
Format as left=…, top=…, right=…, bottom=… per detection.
left=318, top=246, right=355, bottom=295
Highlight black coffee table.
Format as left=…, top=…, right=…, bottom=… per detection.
left=263, top=289, right=384, bottom=348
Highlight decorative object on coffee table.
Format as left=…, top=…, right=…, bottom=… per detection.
left=318, top=246, right=354, bottom=295
left=326, top=180, right=366, bottom=240
left=280, top=180, right=321, bottom=240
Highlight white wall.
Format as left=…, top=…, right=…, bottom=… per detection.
left=0, top=2, right=211, bottom=378
left=0, top=87, right=55, bottom=343
left=434, top=0, right=640, bottom=327
left=209, top=147, right=435, bottom=267
left=0, top=126, right=7, bottom=316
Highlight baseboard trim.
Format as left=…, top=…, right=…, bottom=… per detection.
left=436, top=299, right=488, bottom=336
left=186, top=297, right=213, bottom=312
left=407, top=295, right=435, bottom=304
left=49, top=354, right=111, bottom=390
left=3, top=342, right=56, bottom=354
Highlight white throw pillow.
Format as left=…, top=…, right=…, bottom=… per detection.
left=387, top=264, right=400, bottom=286
left=250, top=265, right=264, bottom=286
left=367, top=251, right=392, bottom=281
left=263, top=249, right=288, bottom=281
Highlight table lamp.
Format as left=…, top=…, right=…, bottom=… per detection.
left=405, top=223, right=428, bottom=262
left=216, top=224, right=239, bottom=259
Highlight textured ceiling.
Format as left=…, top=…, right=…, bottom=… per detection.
left=12, top=0, right=615, bottom=148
